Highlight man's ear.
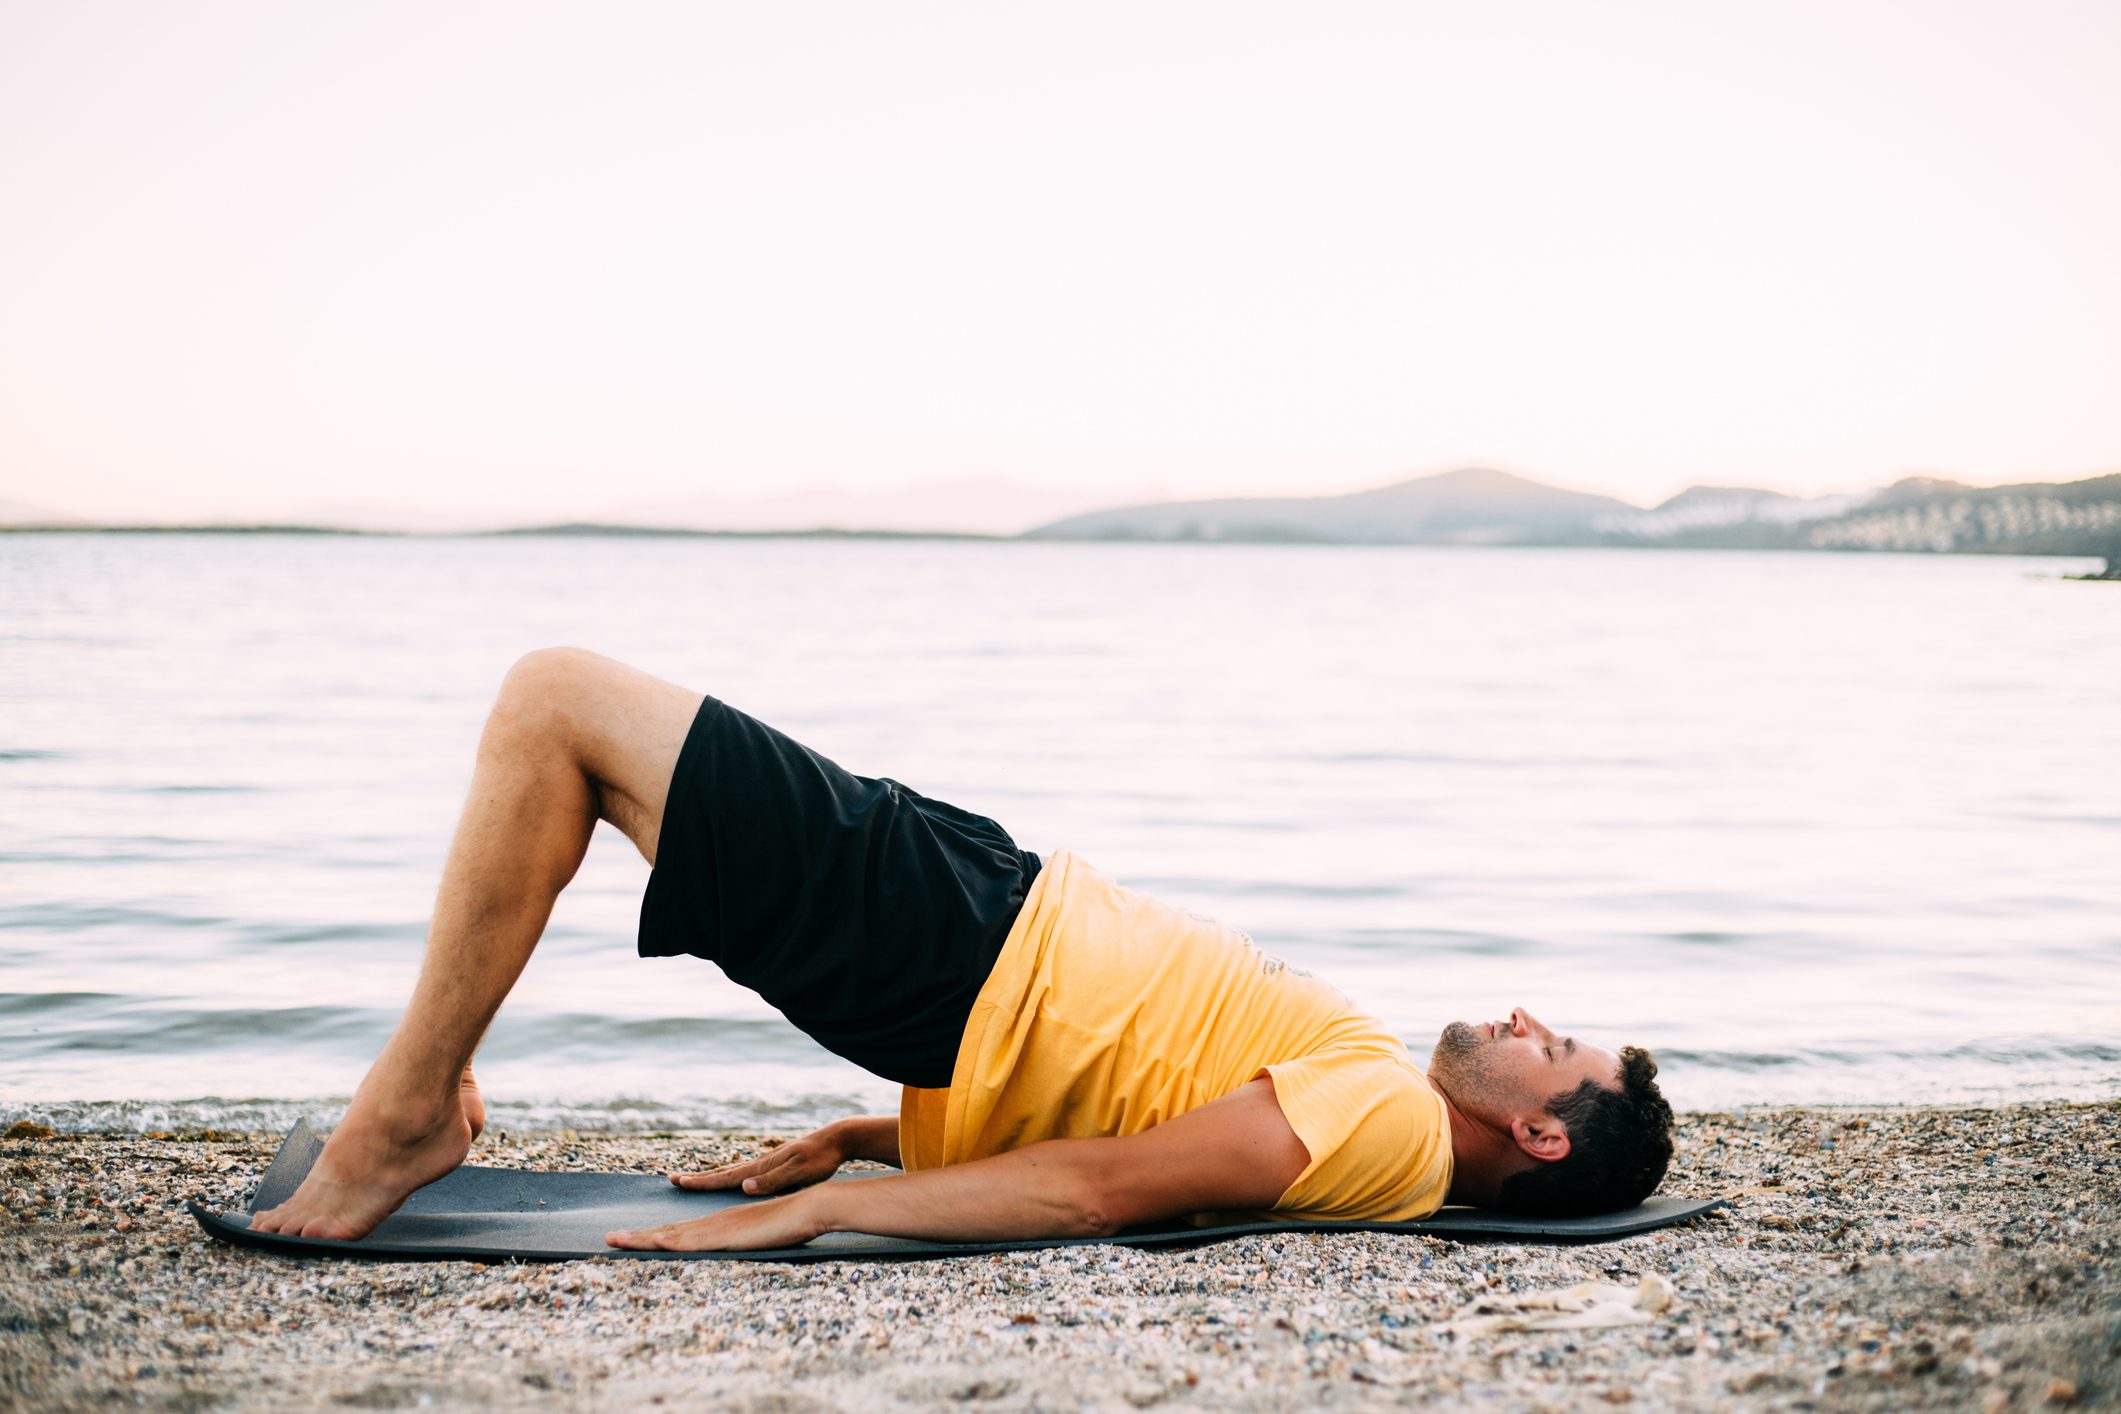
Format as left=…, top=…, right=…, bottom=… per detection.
left=1508, top=1114, right=1571, bottom=1164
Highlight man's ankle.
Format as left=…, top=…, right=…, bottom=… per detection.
left=343, top=1079, right=467, bottom=1147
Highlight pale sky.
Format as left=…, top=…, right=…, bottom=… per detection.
left=2, top=0, right=2117, bottom=527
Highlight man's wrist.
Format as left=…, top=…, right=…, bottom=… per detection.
left=792, top=1181, right=838, bottom=1241
left=832, top=1115, right=897, bottom=1164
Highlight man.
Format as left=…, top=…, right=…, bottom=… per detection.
left=251, top=648, right=1674, bottom=1251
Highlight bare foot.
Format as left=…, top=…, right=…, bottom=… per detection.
left=249, top=1079, right=480, bottom=1241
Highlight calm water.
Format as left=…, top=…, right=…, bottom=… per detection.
left=2, top=534, right=2116, bottom=1132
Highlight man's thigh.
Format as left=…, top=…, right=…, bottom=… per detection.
left=499, top=647, right=703, bottom=866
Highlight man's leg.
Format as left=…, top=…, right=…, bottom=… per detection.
left=250, top=647, right=703, bottom=1239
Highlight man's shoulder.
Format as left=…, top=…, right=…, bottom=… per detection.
left=1265, top=1044, right=1437, bottom=1117
left=1260, top=1047, right=1454, bottom=1222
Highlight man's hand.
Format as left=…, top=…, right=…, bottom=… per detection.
left=667, top=1122, right=853, bottom=1197
left=606, top=1078, right=1310, bottom=1252
left=607, top=1190, right=824, bottom=1252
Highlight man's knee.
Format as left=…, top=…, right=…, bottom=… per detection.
left=502, top=645, right=609, bottom=695
left=487, top=646, right=614, bottom=750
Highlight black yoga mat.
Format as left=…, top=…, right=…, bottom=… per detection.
left=190, top=1121, right=1728, bottom=1264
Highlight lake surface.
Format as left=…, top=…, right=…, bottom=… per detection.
left=3, top=534, right=2116, bottom=1132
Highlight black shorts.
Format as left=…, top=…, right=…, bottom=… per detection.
left=637, top=695, right=1042, bottom=1088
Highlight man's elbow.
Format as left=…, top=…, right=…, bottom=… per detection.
left=1055, top=1152, right=1130, bottom=1237
left=1040, top=1140, right=1193, bottom=1237
left=1069, top=1158, right=1176, bottom=1238
left=1065, top=1175, right=1124, bottom=1237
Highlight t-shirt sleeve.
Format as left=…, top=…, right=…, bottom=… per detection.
left=1259, top=1048, right=1452, bottom=1222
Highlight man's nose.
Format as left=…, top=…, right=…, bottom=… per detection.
left=1511, top=1007, right=1553, bottom=1040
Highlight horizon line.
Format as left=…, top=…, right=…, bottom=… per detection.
left=8, top=462, right=2121, bottom=535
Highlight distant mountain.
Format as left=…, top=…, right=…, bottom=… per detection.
left=1599, top=472, right=2121, bottom=557
left=1024, top=468, right=1636, bottom=545
left=14, top=469, right=2119, bottom=562
left=1653, top=485, right=1795, bottom=509
left=1025, top=467, right=2121, bottom=560
left=1591, top=485, right=1874, bottom=546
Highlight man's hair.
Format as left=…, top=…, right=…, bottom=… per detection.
left=1494, top=1046, right=1674, bottom=1218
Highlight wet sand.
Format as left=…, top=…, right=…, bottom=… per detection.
left=2, top=1103, right=2114, bottom=1411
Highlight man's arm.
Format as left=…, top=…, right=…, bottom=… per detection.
left=608, top=1077, right=1310, bottom=1251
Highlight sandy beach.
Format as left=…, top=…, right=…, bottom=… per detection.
left=2, top=1103, right=2113, bottom=1411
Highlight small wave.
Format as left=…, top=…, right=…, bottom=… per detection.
left=136, top=784, right=264, bottom=795
left=1291, top=751, right=1458, bottom=767
left=1934, top=1038, right=2121, bottom=1065
left=0, top=990, right=126, bottom=1017
left=1663, top=1038, right=2121, bottom=1071
left=478, top=1013, right=837, bottom=1066
left=0, top=903, right=230, bottom=932
left=13, top=1004, right=387, bottom=1054
left=1367, top=927, right=1542, bottom=956
left=1130, top=817, right=1301, bottom=834
left=1659, top=1049, right=1807, bottom=1070
left=0, top=850, right=224, bottom=867
left=233, top=921, right=421, bottom=948
left=0, top=1092, right=882, bottom=1136
left=2, top=1004, right=841, bottom=1067
left=1129, top=876, right=1410, bottom=900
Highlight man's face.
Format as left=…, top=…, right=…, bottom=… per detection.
left=1427, top=1007, right=1620, bottom=1125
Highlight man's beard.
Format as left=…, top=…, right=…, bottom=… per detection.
left=1427, top=1021, right=1494, bottom=1096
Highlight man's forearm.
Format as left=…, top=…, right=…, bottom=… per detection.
left=611, top=1079, right=1304, bottom=1252
left=831, top=1115, right=902, bottom=1167
left=796, top=1139, right=1108, bottom=1242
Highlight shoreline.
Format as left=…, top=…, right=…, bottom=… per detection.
left=4, top=1102, right=2114, bottom=1411
left=11, top=1088, right=2121, bottom=1137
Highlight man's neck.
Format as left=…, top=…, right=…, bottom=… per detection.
left=1433, top=1084, right=1519, bottom=1207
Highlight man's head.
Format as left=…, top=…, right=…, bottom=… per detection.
left=1427, top=1008, right=1674, bottom=1217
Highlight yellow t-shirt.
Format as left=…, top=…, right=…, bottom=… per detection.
left=898, top=850, right=1453, bottom=1222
